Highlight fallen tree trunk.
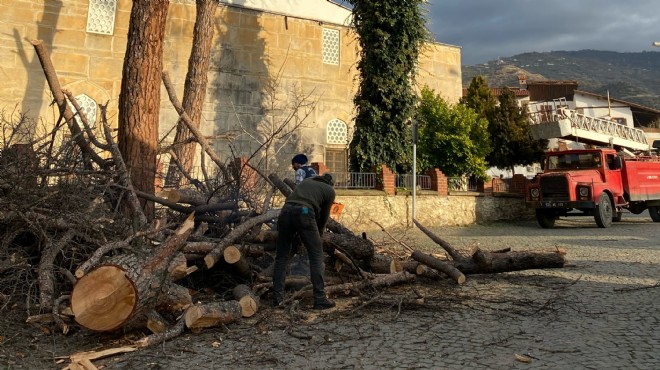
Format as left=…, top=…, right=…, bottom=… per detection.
left=455, top=247, right=567, bottom=274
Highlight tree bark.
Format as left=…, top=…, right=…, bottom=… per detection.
left=165, top=0, right=219, bottom=187
left=118, top=0, right=170, bottom=220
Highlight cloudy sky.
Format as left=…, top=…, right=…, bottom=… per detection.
left=427, top=0, right=660, bottom=65
left=332, top=1, right=660, bottom=66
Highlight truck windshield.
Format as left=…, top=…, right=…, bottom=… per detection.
left=547, top=153, right=602, bottom=170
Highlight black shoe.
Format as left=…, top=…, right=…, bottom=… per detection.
left=273, top=298, right=284, bottom=308
left=313, top=298, right=335, bottom=310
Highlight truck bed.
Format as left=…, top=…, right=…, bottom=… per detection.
left=622, top=157, right=660, bottom=201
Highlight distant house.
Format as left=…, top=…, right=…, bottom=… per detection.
left=2, top=0, right=463, bottom=175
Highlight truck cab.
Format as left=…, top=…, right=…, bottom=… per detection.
left=527, top=148, right=660, bottom=228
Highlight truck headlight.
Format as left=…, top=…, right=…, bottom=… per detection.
left=579, top=187, right=589, bottom=197
left=530, top=188, right=540, bottom=197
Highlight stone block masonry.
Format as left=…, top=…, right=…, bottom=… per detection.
left=335, top=191, right=534, bottom=232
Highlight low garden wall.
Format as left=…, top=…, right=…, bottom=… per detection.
left=335, top=190, right=534, bottom=233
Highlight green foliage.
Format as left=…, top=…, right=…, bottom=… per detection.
left=461, top=76, right=498, bottom=123
left=347, top=0, right=429, bottom=172
left=487, top=87, right=547, bottom=171
left=416, top=86, right=490, bottom=178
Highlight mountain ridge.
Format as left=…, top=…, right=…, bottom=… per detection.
left=462, top=50, right=660, bottom=109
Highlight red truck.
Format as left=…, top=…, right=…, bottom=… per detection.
left=526, top=148, right=660, bottom=228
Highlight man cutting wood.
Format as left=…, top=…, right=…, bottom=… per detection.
left=272, top=173, right=336, bottom=310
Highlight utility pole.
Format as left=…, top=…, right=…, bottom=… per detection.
left=412, top=119, right=418, bottom=224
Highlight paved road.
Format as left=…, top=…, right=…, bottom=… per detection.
left=94, top=213, right=658, bottom=370
left=3, top=214, right=657, bottom=369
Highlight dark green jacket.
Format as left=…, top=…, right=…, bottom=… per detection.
left=286, top=176, right=336, bottom=233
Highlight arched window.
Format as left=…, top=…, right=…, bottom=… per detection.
left=68, top=94, right=98, bottom=129
left=325, top=119, right=348, bottom=175
left=326, top=118, right=348, bottom=145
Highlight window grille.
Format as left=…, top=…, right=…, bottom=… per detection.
left=68, top=94, right=98, bottom=128
left=322, top=28, right=340, bottom=65
left=326, top=119, right=348, bottom=145
left=86, top=0, right=117, bottom=35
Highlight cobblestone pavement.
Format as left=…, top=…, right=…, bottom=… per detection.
left=3, top=214, right=658, bottom=369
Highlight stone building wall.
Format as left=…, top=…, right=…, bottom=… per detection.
left=1, top=0, right=462, bottom=174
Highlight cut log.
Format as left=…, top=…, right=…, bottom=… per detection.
left=71, top=214, right=195, bottom=331
left=146, top=310, right=167, bottom=334
left=223, top=245, right=241, bottom=264
left=70, top=264, right=138, bottom=331
left=455, top=247, right=567, bottom=274
left=204, top=210, right=280, bottom=269
left=367, top=253, right=398, bottom=274
left=184, top=301, right=242, bottom=331
left=244, top=229, right=278, bottom=243
left=411, top=250, right=466, bottom=285
left=232, top=284, right=259, bottom=318
left=224, top=245, right=251, bottom=279
left=415, top=264, right=443, bottom=280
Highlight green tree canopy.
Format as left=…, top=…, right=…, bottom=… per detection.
left=416, top=87, right=490, bottom=178
left=347, top=0, right=428, bottom=172
left=488, top=87, right=547, bottom=171
left=461, top=75, right=498, bottom=123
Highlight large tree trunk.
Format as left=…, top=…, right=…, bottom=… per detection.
left=164, top=0, right=218, bottom=187
left=118, top=0, right=170, bottom=220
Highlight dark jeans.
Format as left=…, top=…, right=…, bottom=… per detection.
left=272, top=203, right=326, bottom=301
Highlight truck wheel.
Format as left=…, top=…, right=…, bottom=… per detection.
left=535, top=209, right=556, bottom=228
left=594, top=193, right=613, bottom=228
left=649, top=206, right=660, bottom=222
